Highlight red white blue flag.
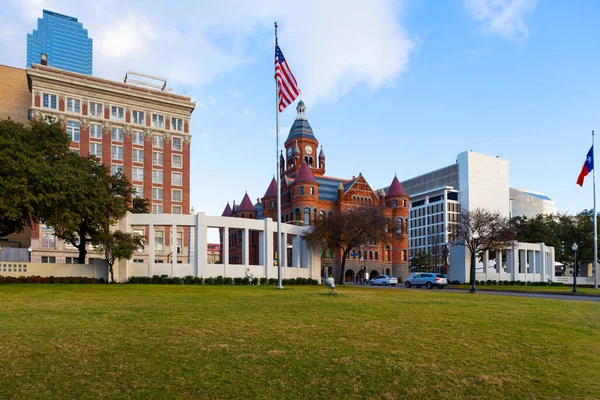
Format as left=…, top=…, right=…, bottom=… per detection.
left=577, top=145, right=594, bottom=186
left=275, top=40, right=300, bottom=112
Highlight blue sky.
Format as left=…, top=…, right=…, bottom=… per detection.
left=1, top=0, right=599, bottom=216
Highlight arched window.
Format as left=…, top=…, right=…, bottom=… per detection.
left=393, top=199, right=397, bottom=207
left=304, top=156, right=309, bottom=164
left=313, top=208, right=317, bottom=223
left=295, top=208, right=301, bottom=223
left=375, top=251, right=378, bottom=260
left=304, top=207, right=310, bottom=226
left=386, top=246, right=391, bottom=261
left=397, top=218, right=403, bottom=233
left=300, top=186, right=305, bottom=195
left=369, top=251, right=373, bottom=260
left=309, top=157, right=314, bottom=167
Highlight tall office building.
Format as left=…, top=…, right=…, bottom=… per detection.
left=27, top=10, right=93, bottom=75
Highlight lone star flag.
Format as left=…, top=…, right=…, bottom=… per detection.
left=275, top=40, right=300, bottom=112
left=577, top=146, right=594, bottom=186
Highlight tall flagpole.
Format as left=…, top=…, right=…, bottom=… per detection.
left=594, top=130, right=598, bottom=290
left=275, top=22, right=283, bottom=290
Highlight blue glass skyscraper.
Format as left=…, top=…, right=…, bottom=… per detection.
left=27, top=10, right=93, bottom=75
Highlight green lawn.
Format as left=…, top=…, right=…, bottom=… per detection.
left=0, top=285, right=599, bottom=399
left=448, top=284, right=600, bottom=296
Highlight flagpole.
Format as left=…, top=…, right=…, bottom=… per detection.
left=594, top=130, right=598, bottom=290
left=275, top=22, right=283, bottom=290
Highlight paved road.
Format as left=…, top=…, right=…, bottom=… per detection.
left=348, top=283, right=600, bottom=302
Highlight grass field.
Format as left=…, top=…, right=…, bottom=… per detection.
left=448, top=284, right=600, bottom=296
left=0, top=285, right=599, bottom=399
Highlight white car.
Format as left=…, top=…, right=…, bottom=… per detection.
left=370, top=275, right=398, bottom=286
left=405, top=273, right=448, bottom=289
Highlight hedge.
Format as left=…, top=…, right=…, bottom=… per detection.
left=0, top=275, right=105, bottom=284
left=128, top=275, right=319, bottom=285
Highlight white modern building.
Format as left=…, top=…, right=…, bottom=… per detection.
left=510, top=188, right=556, bottom=218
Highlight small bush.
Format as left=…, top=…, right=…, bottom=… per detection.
left=251, top=277, right=259, bottom=286
left=268, top=278, right=277, bottom=286
left=204, top=277, right=215, bottom=285
left=233, top=277, right=243, bottom=285
left=224, top=277, right=233, bottom=285
left=259, top=277, right=268, bottom=286
left=194, top=276, right=204, bottom=285
left=183, top=275, right=195, bottom=285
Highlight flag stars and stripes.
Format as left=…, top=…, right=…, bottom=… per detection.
left=275, top=40, right=300, bottom=112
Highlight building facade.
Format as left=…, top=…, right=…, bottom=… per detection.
left=26, top=63, right=195, bottom=264
left=510, top=188, right=556, bottom=218
left=222, top=102, right=410, bottom=281
left=27, top=10, right=93, bottom=75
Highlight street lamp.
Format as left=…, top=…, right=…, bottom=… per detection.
left=572, top=242, right=578, bottom=293
left=28, top=246, right=32, bottom=262
left=470, top=232, right=479, bottom=293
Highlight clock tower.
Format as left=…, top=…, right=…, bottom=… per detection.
left=283, top=101, right=325, bottom=178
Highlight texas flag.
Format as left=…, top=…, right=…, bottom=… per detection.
left=577, top=146, right=594, bottom=186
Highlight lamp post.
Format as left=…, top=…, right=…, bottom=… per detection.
left=572, top=242, right=578, bottom=293
left=28, top=246, right=32, bottom=262
left=470, top=232, right=479, bottom=293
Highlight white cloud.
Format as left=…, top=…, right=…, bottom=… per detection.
left=465, top=0, right=538, bottom=41
left=8, top=0, right=415, bottom=106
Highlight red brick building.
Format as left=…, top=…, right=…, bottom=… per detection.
left=223, top=101, right=410, bottom=281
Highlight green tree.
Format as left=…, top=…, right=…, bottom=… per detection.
left=303, top=206, right=389, bottom=284
left=453, top=208, right=514, bottom=289
left=0, top=119, right=70, bottom=237
left=46, top=154, right=136, bottom=264
left=92, top=230, right=145, bottom=283
left=409, top=251, right=430, bottom=273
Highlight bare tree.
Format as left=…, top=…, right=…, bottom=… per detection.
left=303, top=206, right=389, bottom=284
left=452, top=208, right=514, bottom=291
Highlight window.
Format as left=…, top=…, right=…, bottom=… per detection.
left=152, top=134, right=163, bottom=149
left=172, top=205, right=182, bottom=214
left=152, top=114, right=164, bottom=128
left=111, top=128, right=124, bottom=142
left=155, top=231, right=164, bottom=251
left=132, top=149, right=144, bottom=163
left=299, top=187, right=305, bottom=195
left=133, top=259, right=144, bottom=263
left=89, top=101, right=103, bottom=117
left=66, top=121, right=80, bottom=142
left=171, top=117, right=183, bottom=131
left=111, top=165, right=123, bottom=176
left=66, top=98, right=80, bottom=113
left=152, top=170, right=163, bottom=184
left=172, top=154, right=182, bottom=169
left=133, top=229, right=145, bottom=252
left=70, top=148, right=80, bottom=155
left=396, top=218, right=403, bottom=234
left=41, top=256, right=56, bottom=263
left=393, top=199, right=397, bottom=207
left=111, top=146, right=124, bottom=160
left=41, top=225, right=56, bottom=248
left=152, top=204, right=163, bottom=214
left=152, top=188, right=163, bottom=200
left=172, top=189, right=182, bottom=202
left=132, top=167, right=144, bottom=182
left=152, top=152, right=163, bottom=166
left=42, top=93, right=57, bottom=109
left=89, top=142, right=102, bottom=158
left=132, top=110, right=145, bottom=125
left=111, top=106, right=124, bottom=121
left=177, top=232, right=183, bottom=252
left=310, top=187, right=315, bottom=195
left=132, top=131, right=144, bottom=145
left=90, top=123, right=102, bottom=139
left=172, top=172, right=182, bottom=186
left=65, top=257, right=78, bottom=264
left=172, top=137, right=182, bottom=151
left=304, top=207, right=310, bottom=226
left=133, top=185, right=144, bottom=198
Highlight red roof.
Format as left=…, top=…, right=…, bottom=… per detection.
left=263, top=177, right=277, bottom=198
left=238, top=193, right=255, bottom=212
left=294, top=162, right=317, bottom=184
left=386, top=175, right=407, bottom=197
left=221, top=203, right=232, bottom=216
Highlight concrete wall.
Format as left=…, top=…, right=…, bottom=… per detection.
left=401, top=164, right=459, bottom=196
left=0, top=261, right=108, bottom=281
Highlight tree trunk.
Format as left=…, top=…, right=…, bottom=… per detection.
left=77, top=233, right=87, bottom=264
left=108, top=263, right=115, bottom=283
left=338, top=249, right=349, bottom=285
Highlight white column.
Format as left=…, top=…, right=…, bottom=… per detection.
left=148, top=224, right=155, bottom=277
left=483, top=250, right=489, bottom=282
left=258, top=231, right=265, bottom=266
left=197, top=213, right=207, bottom=278
left=282, top=233, right=288, bottom=270
left=171, top=224, right=177, bottom=277
left=223, top=227, right=229, bottom=278
left=264, top=218, right=274, bottom=278
left=243, top=228, right=249, bottom=268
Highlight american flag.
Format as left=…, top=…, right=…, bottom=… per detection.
left=275, top=40, right=300, bottom=112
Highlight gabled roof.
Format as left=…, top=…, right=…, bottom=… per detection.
left=294, top=162, right=317, bottom=184
left=238, top=193, right=256, bottom=212
left=221, top=202, right=232, bottom=217
left=263, top=177, right=277, bottom=198
left=386, top=175, right=407, bottom=197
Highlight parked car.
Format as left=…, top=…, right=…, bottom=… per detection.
left=405, top=273, right=448, bottom=289
left=370, top=275, right=398, bottom=286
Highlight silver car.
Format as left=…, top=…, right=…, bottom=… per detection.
left=370, top=275, right=398, bottom=286
left=405, top=273, right=448, bottom=289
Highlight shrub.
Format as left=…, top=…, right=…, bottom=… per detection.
left=194, top=276, right=204, bottom=285
left=241, top=276, right=250, bottom=285
left=233, top=277, right=243, bottom=285
left=214, top=276, right=224, bottom=285
left=268, top=278, right=277, bottom=286
left=259, top=277, right=268, bottom=286
left=224, top=277, right=233, bottom=285
left=204, top=277, right=215, bottom=285
left=183, top=275, right=195, bottom=285
left=252, top=277, right=259, bottom=286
